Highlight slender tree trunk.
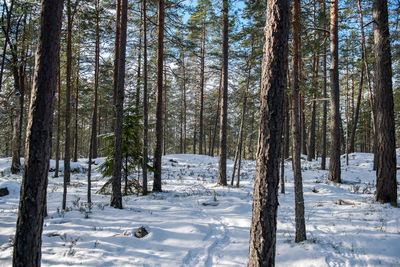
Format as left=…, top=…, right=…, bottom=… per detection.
left=111, top=0, right=128, bottom=209
left=63, top=0, right=73, bottom=211
left=321, top=0, right=328, bottom=170
left=112, top=0, right=121, bottom=131
left=142, top=0, right=148, bottom=195
left=349, top=6, right=364, bottom=154
left=307, top=3, right=319, bottom=161
left=0, top=0, right=14, bottom=94
left=248, top=0, right=289, bottom=264
left=12, top=1, right=63, bottom=265
left=231, top=40, right=253, bottom=186
left=163, top=66, right=168, bottom=155
left=182, top=51, right=187, bottom=154
left=217, top=0, right=228, bottom=186
left=55, top=66, right=61, bottom=177
left=92, top=0, right=100, bottom=159
left=11, top=48, right=22, bottom=174
left=153, top=0, right=164, bottom=192
left=349, top=2, right=366, bottom=153
left=199, top=20, right=206, bottom=154
left=328, top=0, right=341, bottom=183
left=373, top=0, right=397, bottom=204
left=291, top=0, right=307, bottom=243
left=73, top=49, right=80, bottom=162
left=136, top=1, right=142, bottom=110
left=211, top=68, right=222, bottom=157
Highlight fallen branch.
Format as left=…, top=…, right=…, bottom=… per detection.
left=338, top=199, right=356, bottom=206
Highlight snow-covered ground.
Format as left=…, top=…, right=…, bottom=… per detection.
left=0, top=152, right=399, bottom=266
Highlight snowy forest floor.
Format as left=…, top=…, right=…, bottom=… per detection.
left=0, top=152, right=400, bottom=266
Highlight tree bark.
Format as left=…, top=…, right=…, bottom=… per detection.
left=328, top=0, right=341, bottom=183
left=111, top=0, right=128, bottom=209
left=12, top=1, right=63, bottom=265
left=291, top=0, right=307, bottom=243
left=153, top=0, right=164, bottom=192
left=248, top=0, right=289, bottom=265
left=217, top=0, right=228, bottom=186
left=373, top=0, right=397, bottom=204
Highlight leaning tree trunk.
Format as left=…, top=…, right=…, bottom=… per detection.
left=12, top=1, right=63, bottom=265
left=328, top=0, right=341, bottom=183
left=153, top=0, right=164, bottom=192
left=217, top=0, right=228, bottom=186
left=111, top=0, right=127, bottom=209
left=291, top=0, right=307, bottom=243
left=373, top=0, right=397, bottom=204
left=248, top=0, right=289, bottom=265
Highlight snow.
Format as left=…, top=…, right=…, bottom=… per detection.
left=0, top=152, right=399, bottom=266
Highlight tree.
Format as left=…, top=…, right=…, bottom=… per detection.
left=373, top=0, right=397, bottom=204
left=12, top=0, right=63, bottom=265
left=291, top=0, right=306, bottom=243
left=248, top=0, right=289, bottom=265
left=142, top=0, right=148, bottom=195
left=153, top=0, right=164, bottom=192
left=328, top=0, right=341, bottom=183
left=110, top=0, right=127, bottom=209
left=92, top=0, right=100, bottom=159
left=217, top=0, right=228, bottom=186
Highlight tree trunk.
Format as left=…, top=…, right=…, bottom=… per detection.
left=12, top=1, right=63, bottom=265
left=182, top=51, right=187, bottom=154
left=211, top=68, right=222, bottom=157
left=163, top=66, right=168, bottom=155
left=73, top=49, right=80, bottom=162
left=153, top=0, right=164, bottom=192
left=142, top=0, right=148, bottom=195
left=63, top=0, right=73, bottom=211
left=307, top=3, right=319, bottom=161
left=231, top=39, right=253, bottom=186
left=136, top=1, right=142, bottom=110
left=0, top=0, right=14, bottom=94
left=111, top=0, right=128, bottom=209
left=55, top=66, right=61, bottom=177
left=348, top=2, right=365, bottom=154
left=328, top=0, right=341, bottom=183
left=92, top=0, right=100, bottom=159
left=291, top=0, right=307, bottom=243
left=373, top=0, right=397, bottom=204
left=248, top=0, right=289, bottom=265
left=217, top=0, right=228, bottom=186
left=112, top=0, right=121, bottom=131
left=199, top=20, right=206, bottom=155
left=321, top=0, right=328, bottom=170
